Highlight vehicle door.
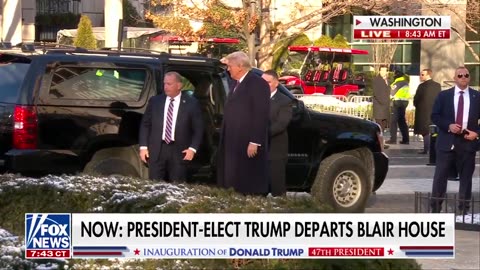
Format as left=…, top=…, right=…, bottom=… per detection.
left=35, top=56, right=158, bottom=172
left=160, top=59, right=226, bottom=182
left=278, top=87, right=314, bottom=189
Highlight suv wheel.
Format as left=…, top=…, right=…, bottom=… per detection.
left=311, top=153, right=370, bottom=213
left=84, top=146, right=142, bottom=178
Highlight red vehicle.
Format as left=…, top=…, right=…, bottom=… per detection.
left=279, top=46, right=368, bottom=97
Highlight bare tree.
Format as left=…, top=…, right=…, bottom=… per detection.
left=424, top=0, right=480, bottom=62
left=370, top=40, right=400, bottom=72
left=145, top=0, right=479, bottom=68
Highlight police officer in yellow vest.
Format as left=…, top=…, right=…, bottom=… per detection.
left=387, top=70, right=410, bottom=144
left=96, top=69, right=120, bottom=79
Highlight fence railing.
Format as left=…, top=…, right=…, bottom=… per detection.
left=415, top=192, right=479, bottom=231
left=35, top=26, right=63, bottom=42
left=295, top=94, right=370, bottom=119
left=294, top=94, right=417, bottom=127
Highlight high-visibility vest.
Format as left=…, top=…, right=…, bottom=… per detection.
left=391, top=76, right=410, bottom=100
left=96, top=69, right=120, bottom=79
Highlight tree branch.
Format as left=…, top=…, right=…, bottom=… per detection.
left=451, top=27, right=480, bottom=62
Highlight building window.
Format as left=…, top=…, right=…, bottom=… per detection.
left=351, top=42, right=419, bottom=71
left=72, top=0, right=80, bottom=14
left=465, top=42, right=480, bottom=63
left=465, top=42, right=480, bottom=89
left=36, top=0, right=80, bottom=14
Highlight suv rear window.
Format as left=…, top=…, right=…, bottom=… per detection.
left=48, top=66, right=146, bottom=101
left=0, top=63, right=30, bottom=103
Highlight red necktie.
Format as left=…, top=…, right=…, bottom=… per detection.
left=456, top=91, right=464, bottom=127
left=164, top=98, right=174, bottom=143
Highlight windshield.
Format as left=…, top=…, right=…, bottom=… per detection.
left=281, top=52, right=310, bottom=75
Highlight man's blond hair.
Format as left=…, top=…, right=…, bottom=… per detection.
left=224, top=51, right=252, bottom=70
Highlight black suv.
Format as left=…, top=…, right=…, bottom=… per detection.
left=0, top=48, right=388, bottom=212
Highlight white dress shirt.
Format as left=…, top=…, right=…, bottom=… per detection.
left=238, top=72, right=248, bottom=84
left=140, top=93, right=195, bottom=152
left=270, top=89, right=277, bottom=98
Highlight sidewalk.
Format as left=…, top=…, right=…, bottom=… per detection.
left=366, top=194, right=480, bottom=270
left=369, top=132, right=480, bottom=270
left=383, top=131, right=425, bottom=151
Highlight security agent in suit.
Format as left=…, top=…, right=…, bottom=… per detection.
left=261, top=70, right=293, bottom=196
left=139, top=71, right=204, bottom=181
left=413, top=68, right=441, bottom=154
left=430, top=67, right=480, bottom=213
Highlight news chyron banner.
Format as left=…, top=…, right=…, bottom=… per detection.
left=353, top=16, right=451, bottom=40
left=26, top=213, right=455, bottom=259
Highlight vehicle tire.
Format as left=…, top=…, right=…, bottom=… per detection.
left=347, top=93, right=357, bottom=102
left=83, top=146, right=142, bottom=178
left=311, top=153, right=371, bottom=213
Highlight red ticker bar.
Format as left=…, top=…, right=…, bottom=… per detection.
left=26, top=249, right=70, bottom=258
left=353, top=29, right=450, bottom=39
left=308, top=247, right=384, bottom=257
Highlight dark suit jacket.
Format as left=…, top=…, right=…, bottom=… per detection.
left=139, top=92, right=204, bottom=162
left=431, top=87, right=480, bottom=152
left=269, top=91, right=292, bottom=160
left=413, top=79, right=441, bottom=135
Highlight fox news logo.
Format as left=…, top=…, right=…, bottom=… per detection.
left=25, top=214, right=71, bottom=258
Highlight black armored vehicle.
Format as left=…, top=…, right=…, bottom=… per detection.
left=0, top=48, right=388, bottom=212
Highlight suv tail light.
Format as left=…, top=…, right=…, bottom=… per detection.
left=13, top=105, right=38, bottom=149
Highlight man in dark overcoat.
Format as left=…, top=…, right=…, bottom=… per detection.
left=372, top=66, right=390, bottom=131
left=372, top=66, right=390, bottom=149
left=413, top=68, right=441, bottom=154
left=217, top=51, right=271, bottom=195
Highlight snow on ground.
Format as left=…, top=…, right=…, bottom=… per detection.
left=1, top=174, right=477, bottom=269
left=456, top=213, right=480, bottom=224
left=1, top=173, right=298, bottom=268
left=0, top=174, right=205, bottom=269
left=0, top=227, right=34, bottom=269
left=0, top=173, right=197, bottom=211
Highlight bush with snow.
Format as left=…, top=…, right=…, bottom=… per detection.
left=0, top=174, right=421, bottom=269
